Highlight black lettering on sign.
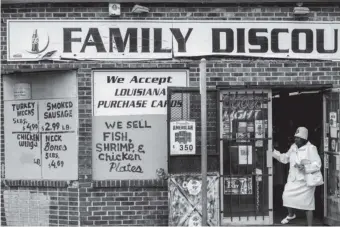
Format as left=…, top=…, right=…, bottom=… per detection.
left=13, top=118, right=27, bottom=124
left=292, top=29, right=313, bottom=53
left=271, top=29, right=289, bottom=53
left=44, top=101, right=73, bottom=119
left=16, top=133, right=39, bottom=150
left=237, top=29, right=245, bottom=53
left=43, top=133, right=68, bottom=169
left=80, top=28, right=106, bottom=53
left=141, top=28, right=150, bottom=53
left=109, top=162, right=143, bottom=173
left=96, top=140, right=134, bottom=152
left=170, top=28, right=193, bottom=52
left=63, top=28, right=82, bottom=52
left=12, top=102, right=35, bottom=117
left=45, top=152, right=60, bottom=159
left=109, top=28, right=138, bottom=53
left=97, top=100, right=148, bottom=108
left=42, top=122, right=70, bottom=131
left=129, top=76, right=172, bottom=85
left=212, top=28, right=234, bottom=53
left=48, top=160, right=64, bottom=169
left=44, top=142, right=67, bottom=152
left=151, top=100, right=182, bottom=108
left=98, top=152, right=142, bottom=161
left=248, top=29, right=268, bottom=53
left=107, top=76, right=125, bottom=83
left=96, top=120, right=152, bottom=174
left=154, top=28, right=171, bottom=53
left=317, top=29, right=338, bottom=53
left=126, top=120, right=151, bottom=129
left=103, top=132, right=128, bottom=141
left=104, top=121, right=123, bottom=129
left=115, top=88, right=166, bottom=96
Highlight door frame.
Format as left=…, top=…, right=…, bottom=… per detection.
left=322, top=87, right=340, bottom=226
left=218, top=88, right=273, bottom=225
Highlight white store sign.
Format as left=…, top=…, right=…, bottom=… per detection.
left=7, top=20, right=340, bottom=61
left=170, top=120, right=196, bottom=155
left=93, top=70, right=188, bottom=116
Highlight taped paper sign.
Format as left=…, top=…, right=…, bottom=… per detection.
left=324, top=137, right=329, bottom=152
left=238, top=146, right=252, bottom=165
left=224, top=177, right=253, bottom=195
left=330, top=112, right=337, bottom=127
left=170, top=120, right=196, bottom=155
left=255, top=120, right=265, bottom=139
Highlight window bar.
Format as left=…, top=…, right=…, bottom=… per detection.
left=167, top=89, right=172, bottom=174
left=245, top=91, right=249, bottom=221
left=181, top=91, right=184, bottom=120
left=229, top=91, right=233, bottom=221
left=252, top=91, right=257, bottom=220
left=262, top=91, right=266, bottom=220
left=237, top=92, right=241, bottom=221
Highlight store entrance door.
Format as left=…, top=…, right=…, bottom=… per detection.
left=272, top=90, right=324, bottom=225
left=219, top=89, right=273, bottom=225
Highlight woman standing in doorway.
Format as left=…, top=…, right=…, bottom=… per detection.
left=272, top=127, right=322, bottom=226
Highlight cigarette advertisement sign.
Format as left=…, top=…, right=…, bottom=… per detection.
left=7, top=20, right=340, bottom=61
left=93, top=70, right=188, bottom=116
left=170, top=120, right=196, bottom=155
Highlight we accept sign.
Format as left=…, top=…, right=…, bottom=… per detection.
left=7, top=20, right=340, bottom=61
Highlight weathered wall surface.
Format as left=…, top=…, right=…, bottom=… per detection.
left=1, top=2, right=340, bottom=226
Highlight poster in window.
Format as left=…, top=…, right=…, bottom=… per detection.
left=324, top=137, right=329, bottom=152
left=236, top=133, right=250, bottom=143
left=330, top=112, right=337, bottom=128
left=224, top=177, right=253, bottom=195
left=330, top=127, right=338, bottom=138
left=170, top=120, right=196, bottom=155
left=255, top=120, right=265, bottom=139
left=238, top=145, right=252, bottom=165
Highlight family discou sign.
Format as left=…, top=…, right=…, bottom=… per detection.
left=7, top=20, right=340, bottom=61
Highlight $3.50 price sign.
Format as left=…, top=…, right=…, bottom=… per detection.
left=170, top=120, right=196, bottom=155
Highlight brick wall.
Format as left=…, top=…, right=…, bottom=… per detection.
left=1, top=2, right=340, bottom=226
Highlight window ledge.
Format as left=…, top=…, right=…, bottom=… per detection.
left=93, top=179, right=167, bottom=188
left=1, top=179, right=71, bottom=188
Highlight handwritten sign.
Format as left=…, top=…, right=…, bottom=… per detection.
left=170, top=121, right=196, bottom=155
left=93, top=70, right=188, bottom=116
left=4, top=100, right=41, bottom=179
left=92, top=115, right=167, bottom=180
left=39, top=98, right=78, bottom=180
left=3, top=98, right=78, bottom=180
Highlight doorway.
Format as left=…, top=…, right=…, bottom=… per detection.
left=272, top=90, right=324, bottom=225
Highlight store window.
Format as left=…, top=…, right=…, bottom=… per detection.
left=3, top=71, right=78, bottom=180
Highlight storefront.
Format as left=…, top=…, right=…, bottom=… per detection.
left=1, top=0, right=340, bottom=226
left=167, top=85, right=340, bottom=225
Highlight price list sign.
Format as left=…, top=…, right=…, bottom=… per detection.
left=39, top=98, right=78, bottom=180
left=4, top=101, right=41, bottom=179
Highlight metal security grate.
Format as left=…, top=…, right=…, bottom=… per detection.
left=220, top=90, right=272, bottom=221
left=167, top=87, right=219, bottom=174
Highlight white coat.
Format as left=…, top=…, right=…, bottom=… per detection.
left=273, top=141, right=322, bottom=210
